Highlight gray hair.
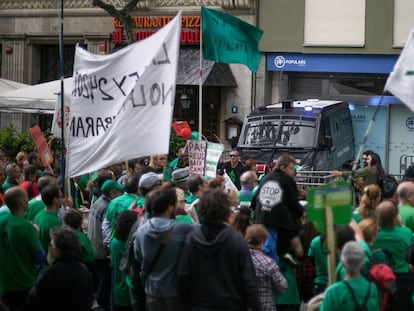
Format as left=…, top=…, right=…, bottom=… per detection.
left=240, top=170, right=257, bottom=187
left=340, top=241, right=365, bottom=274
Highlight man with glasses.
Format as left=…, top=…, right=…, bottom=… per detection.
left=218, top=149, right=247, bottom=190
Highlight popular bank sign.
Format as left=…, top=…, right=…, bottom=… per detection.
left=266, top=53, right=398, bottom=74
left=112, top=15, right=200, bottom=45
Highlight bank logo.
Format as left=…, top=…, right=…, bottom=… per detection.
left=274, top=55, right=286, bottom=68
left=406, top=117, right=414, bottom=130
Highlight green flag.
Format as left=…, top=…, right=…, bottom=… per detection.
left=201, top=6, right=263, bottom=73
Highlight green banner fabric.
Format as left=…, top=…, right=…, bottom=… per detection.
left=201, top=6, right=263, bottom=73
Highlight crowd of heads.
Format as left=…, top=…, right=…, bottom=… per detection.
left=3, top=144, right=414, bottom=311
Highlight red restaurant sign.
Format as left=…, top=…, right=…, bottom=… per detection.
left=112, top=15, right=200, bottom=44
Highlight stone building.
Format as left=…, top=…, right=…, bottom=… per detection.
left=0, top=0, right=258, bottom=145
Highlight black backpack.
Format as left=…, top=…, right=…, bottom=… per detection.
left=379, top=174, right=398, bottom=198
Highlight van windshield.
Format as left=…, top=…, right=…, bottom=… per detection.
left=239, top=120, right=316, bottom=147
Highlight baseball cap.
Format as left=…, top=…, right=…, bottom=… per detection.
left=101, top=180, right=124, bottom=193
left=139, top=172, right=163, bottom=190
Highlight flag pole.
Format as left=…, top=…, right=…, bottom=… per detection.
left=59, top=0, right=67, bottom=197
left=198, top=11, right=203, bottom=141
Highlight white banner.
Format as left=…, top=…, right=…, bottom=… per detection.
left=51, top=94, right=70, bottom=140
left=205, top=142, right=224, bottom=178
left=385, top=26, right=414, bottom=111
left=67, top=12, right=181, bottom=177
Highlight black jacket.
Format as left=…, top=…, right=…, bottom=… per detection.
left=252, top=168, right=304, bottom=232
left=178, top=224, right=260, bottom=311
left=29, top=258, right=93, bottom=311
left=218, top=161, right=247, bottom=190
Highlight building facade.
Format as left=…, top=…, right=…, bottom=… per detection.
left=256, top=0, right=414, bottom=174
left=0, top=0, right=258, bottom=145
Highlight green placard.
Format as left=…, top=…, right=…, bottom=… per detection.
left=307, top=181, right=352, bottom=234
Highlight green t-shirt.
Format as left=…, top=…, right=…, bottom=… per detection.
left=2, top=176, right=18, bottom=192
left=76, top=230, right=94, bottom=262
left=0, top=205, right=10, bottom=220
left=308, top=235, right=328, bottom=286
left=239, top=194, right=253, bottom=208
left=105, top=193, right=137, bottom=227
left=25, top=198, right=46, bottom=222
left=320, top=276, right=379, bottom=311
left=176, top=214, right=193, bottom=224
left=185, top=193, right=198, bottom=205
left=0, top=214, right=44, bottom=292
left=34, top=209, right=63, bottom=251
left=374, top=226, right=413, bottom=273
left=274, top=260, right=300, bottom=305
left=351, top=212, right=362, bottom=224
left=399, top=204, right=414, bottom=233
left=110, top=237, right=131, bottom=306
left=370, top=247, right=388, bottom=265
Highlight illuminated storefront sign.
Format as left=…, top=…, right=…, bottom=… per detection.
left=112, top=16, right=200, bottom=44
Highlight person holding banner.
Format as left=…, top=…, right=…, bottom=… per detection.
left=218, top=149, right=247, bottom=190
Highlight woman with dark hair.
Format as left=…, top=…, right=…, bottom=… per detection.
left=371, top=153, right=385, bottom=182
left=29, top=225, right=94, bottom=311
left=230, top=207, right=252, bottom=237
left=331, top=152, right=383, bottom=195
left=178, top=189, right=260, bottom=310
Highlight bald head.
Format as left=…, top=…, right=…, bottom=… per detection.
left=397, top=181, right=414, bottom=206
left=377, top=199, right=398, bottom=229
left=4, top=186, right=28, bottom=214
left=240, top=170, right=258, bottom=188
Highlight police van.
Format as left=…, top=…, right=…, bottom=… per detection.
left=237, top=99, right=355, bottom=172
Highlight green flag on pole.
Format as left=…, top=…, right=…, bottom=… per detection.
left=201, top=6, right=263, bottom=73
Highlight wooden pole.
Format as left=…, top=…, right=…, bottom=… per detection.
left=325, top=204, right=337, bottom=285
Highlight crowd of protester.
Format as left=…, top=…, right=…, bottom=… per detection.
left=2, top=146, right=414, bottom=311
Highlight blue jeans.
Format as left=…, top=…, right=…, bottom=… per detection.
left=263, top=226, right=279, bottom=265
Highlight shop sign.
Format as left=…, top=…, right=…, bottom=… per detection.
left=112, top=15, right=200, bottom=45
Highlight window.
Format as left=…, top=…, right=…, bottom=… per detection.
left=393, top=0, right=414, bottom=47
left=304, top=0, right=366, bottom=47
left=240, top=118, right=316, bottom=148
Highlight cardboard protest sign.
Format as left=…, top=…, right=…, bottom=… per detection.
left=29, top=125, right=53, bottom=167
left=307, top=181, right=352, bottom=234
left=188, top=140, right=206, bottom=175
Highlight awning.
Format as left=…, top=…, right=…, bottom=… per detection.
left=177, top=47, right=237, bottom=87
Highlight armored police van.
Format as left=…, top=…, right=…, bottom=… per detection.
left=237, top=99, right=355, bottom=171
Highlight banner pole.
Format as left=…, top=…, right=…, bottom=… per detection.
left=59, top=0, right=67, bottom=197
left=198, top=11, right=203, bottom=141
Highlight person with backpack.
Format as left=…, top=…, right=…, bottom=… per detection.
left=319, top=241, right=380, bottom=311
left=134, top=187, right=194, bottom=310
